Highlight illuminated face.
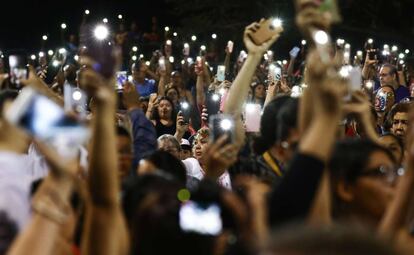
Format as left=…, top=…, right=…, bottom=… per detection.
left=254, top=84, right=266, bottom=99
left=375, top=87, right=395, bottom=113
left=379, top=66, right=396, bottom=86
left=158, top=99, right=173, bottom=120
left=192, top=129, right=210, bottom=163
left=391, top=112, right=408, bottom=139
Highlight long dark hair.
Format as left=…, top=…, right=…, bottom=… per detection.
left=151, top=96, right=177, bottom=122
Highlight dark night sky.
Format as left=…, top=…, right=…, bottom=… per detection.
left=0, top=0, right=170, bottom=52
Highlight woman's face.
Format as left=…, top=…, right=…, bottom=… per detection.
left=344, top=150, right=396, bottom=221
left=192, top=134, right=209, bottom=163
left=166, top=89, right=179, bottom=105
left=158, top=99, right=173, bottom=120
left=254, top=84, right=266, bottom=99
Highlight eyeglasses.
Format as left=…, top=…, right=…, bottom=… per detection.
left=360, top=166, right=404, bottom=184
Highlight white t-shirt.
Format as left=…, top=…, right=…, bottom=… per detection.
left=182, top=157, right=232, bottom=189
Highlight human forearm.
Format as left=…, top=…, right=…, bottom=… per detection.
left=196, top=75, right=206, bottom=105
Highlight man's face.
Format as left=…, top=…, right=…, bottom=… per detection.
left=132, top=68, right=145, bottom=81
left=391, top=112, right=408, bottom=138
left=379, top=66, right=396, bottom=86
left=180, top=149, right=192, bottom=160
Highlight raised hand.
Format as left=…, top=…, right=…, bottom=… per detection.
left=243, top=19, right=283, bottom=56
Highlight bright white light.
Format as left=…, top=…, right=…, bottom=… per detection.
left=264, top=53, right=269, bottom=61
left=383, top=44, right=390, bottom=50
left=392, top=45, right=398, bottom=52
left=42, top=35, right=48, bottom=41
left=181, top=102, right=189, bottom=110
left=200, top=45, right=206, bottom=51
left=94, top=25, right=109, bottom=40
left=118, top=14, right=123, bottom=20
left=173, top=32, right=178, bottom=37
left=74, top=55, right=79, bottom=61
left=399, top=53, right=405, bottom=59
left=191, top=35, right=197, bottom=41
left=336, top=39, right=344, bottom=45
left=357, top=51, right=363, bottom=57
left=272, top=18, right=282, bottom=28
left=212, top=94, right=220, bottom=102
left=276, top=60, right=282, bottom=66
left=400, top=60, right=405, bottom=65
left=291, top=85, right=302, bottom=98
left=169, top=56, right=174, bottom=63
left=382, top=50, right=390, bottom=56
left=405, top=49, right=410, bottom=54
left=365, top=80, right=374, bottom=89
left=132, top=46, right=138, bottom=52
left=313, top=30, right=329, bottom=45
left=85, top=9, right=90, bottom=15
left=181, top=60, right=185, bottom=65
left=103, top=18, right=108, bottom=23
left=164, top=26, right=170, bottom=32
left=343, top=52, right=350, bottom=59
left=212, top=34, right=217, bottom=39
left=166, top=40, right=172, bottom=46
left=345, top=43, right=351, bottom=49
left=301, top=40, right=307, bottom=46
left=367, top=38, right=373, bottom=44
left=267, top=50, right=273, bottom=57
left=52, top=60, right=60, bottom=67
left=282, top=60, right=288, bottom=65
left=184, top=43, right=190, bottom=49
left=245, top=103, right=256, bottom=113
left=139, top=54, right=144, bottom=59
left=72, top=90, right=82, bottom=101
left=30, top=55, right=36, bottom=60
left=220, top=119, right=232, bottom=131
left=39, top=52, right=45, bottom=58
left=61, top=23, right=67, bottom=29
left=187, top=57, right=193, bottom=64
left=48, top=50, right=54, bottom=56
left=145, top=61, right=150, bottom=66
left=131, top=55, right=137, bottom=61
left=59, top=48, right=66, bottom=54
left=339, top=66, right=351, bottom=78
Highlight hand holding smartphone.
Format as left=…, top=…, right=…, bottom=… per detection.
left=248, top=18, right=283, bottom=46
left=209, top=114, right=235, bottom=144
left=9, top=55, right=28, bottom=86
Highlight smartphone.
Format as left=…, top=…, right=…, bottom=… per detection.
left=116, top=71, right=128, bottom=90
left=249, top=18, right=283, bottom=46
left=183, top=43, right=190, bottom=56
left=179, top=201, right=222, bottom=236
left=209, top=114, right=234, bottom=144
left=79, top=23, right=116, bottom=79
left=64, top=83, right=87, bottom=118
left=9, top=55, right=28, bottom=86
left=227, top=41, right=234, bottom=53
left=368, top=49, right=377, bottom=61
left=244, top=104, right=261, bottom=133
left=217, top=65, right=226, bottom=82
left=269, top=64, right=282, bottom=81
left=158, top=57, right=166, bottom=71
left=6, top=87, right=90, bottom=158
left=180, top=101, right=191, bottom=124
left=289, top=47, right=301, bottom=58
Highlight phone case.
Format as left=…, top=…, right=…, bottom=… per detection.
left=249, top=19, right=281, bottom=46
left=245, top=104, right=261, bottom=132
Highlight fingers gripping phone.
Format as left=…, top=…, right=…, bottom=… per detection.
left=6, top=87, right=90, bottom=158
left=249, top=18, right=283, bottom=46
left=180, top=101, right=191, bottom=124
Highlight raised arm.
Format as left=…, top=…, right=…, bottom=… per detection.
left=80, top=69, right=129, bottom=255
left=224, top=21, right=283, bottom=146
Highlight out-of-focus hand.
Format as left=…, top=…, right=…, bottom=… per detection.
left=122, top=81, right=141, bottom=111
left=176, top=111, right=189, bottom=135
left=243, top=19, right=283, bottom=56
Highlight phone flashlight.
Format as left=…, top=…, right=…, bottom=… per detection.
left=212, top=94, right=220, bottom=102
left=313, top=30, right=329, bottom=45
left=94, top=25, right=109, bottom=40
left=166, top=40, right=172, bottom=46
left=367, top=38, right=374, bottom=45
left=164, top=26, right=170, bottom=32
left=356, top=51, right=363, bottom=58
left=220, top=119, right=232, bottom=131
left=212, top=34, right=217, bottom=39
left=191, top=35, right=197, bottom=41
left=72, top=90, right=83, bottom=101
left=132, top=46, right=138, bottom=52
left=118, top=14, right=123, bottom=20
left=42, top=35, right=48, bottom=41
left=84, top=9, right=90, bottom=15
left=169, top=56, right=174, bottom=63
left=200, top=45, right=206, bottom=51
left=336, top=38, right=344, bottom=46
left=365, top=80, right=374, bottom=89
left=391, top=46, right=398, bottom=52
left=227, top=41, right=234, bottom=53
left=399, top=53, right=405, bottom=59
left=271, top=18, right=282, bottom=28
left=405, top=49, right=410, bottom=54
left=301, top=40, right=307, bottom=46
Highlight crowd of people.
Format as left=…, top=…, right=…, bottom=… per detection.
left=0, top=1, right=414, bottom=255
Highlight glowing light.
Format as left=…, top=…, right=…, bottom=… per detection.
left=58, top=48, right=66, bottom=54
left=74, top=55, right=79, bottom=61
left=191, top=35, right=197, bottom=41
left=169, top=56, right=174, bottom=63
left=72, top=90, right=82, bottom=101
left=181, top=102, right=189, bottom=110
left=336, top=39, right=345, bottom=45
left=392, top=45, right=398, bottom=52
left=42, top=35, right=48, bottom=41
left=301, top=40, right=307, bottom=46
left=367, top=38, right=373, bottom=44
left=399, top=60, right=405, bottom=65
left=365, top=80, right=374, bottom=89
left=357, top=51, right=363, bottom=57
left=282, top=60, right=288, bottom=65
left=212, top=94, right=220, bottom=102
left=173, top=32, right=178, bottom=37
left=181, top=60, right=185, bottom=65
left=84, top=9, right=90, bottom=15
left=166, top=40, right=172, bottom=46
left=345, top=43, right=351, bottom=49
left=131, top=55, right=137, bottom=61
left=271, top=18, right=282, bottom=28
left=103, top=18, right=108, bottom=23
left=61, top=23, right=67, bottom=29
left=399, top=53, right=405, bottom=59
left=184, top=43, right=189, bottom=48
left=313, top=30, right=329, bottom=45
left=220, top=119, right=232, bottom=131
left=94, top=25, right=109, bottom=40
left=48, top=50, right=54, bottom=56
left=38, top=52, right=45, bottom=58
left=145, top=61, right=150, bottom=66
left=118, top=14, right=123, bottom=20
left=30, top=55, right=36, bottom=60
left=52, top=60, right=60, bottom=67
left=211, top=34, right=217, bottom=39
left=200, top=45, right=206, bottom=51
left=132, top=46, right=138, bottom=52
left=164, top=26, right=170, bottom=32
left=405, top=49, right=410, bottom=54
left=139, top=54, right=144, bottom=59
